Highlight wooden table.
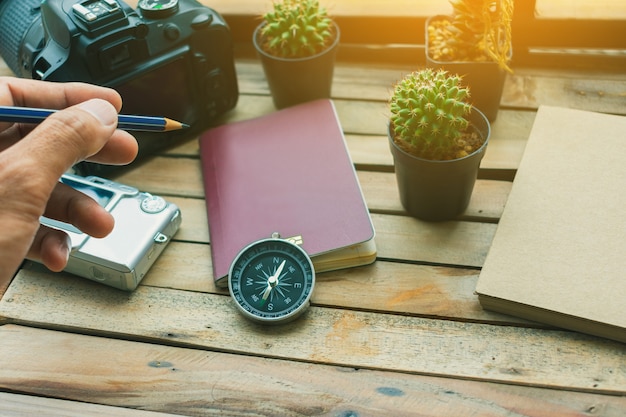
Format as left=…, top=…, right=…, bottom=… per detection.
left=1, top=56, right=625, bottom=416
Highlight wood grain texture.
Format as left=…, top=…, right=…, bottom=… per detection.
left=157, top=60, right=626, bottom=176
left=113, top=190, right=500, bottom=270
left=235, top=61, right=626, bottom=115
left=0, top=392, right=179, bottom=417
left=1, top=271, right=625, bottom=395
left=116, top=157, right=510, bottom=222
left=4, top=325, right=625, bottom=417
left=371, top=214, right=495, bottom=267
left=141, top=241, right=520, bottom=323
left=102, top=177, right=499, bottom=269
left=158, top=93, right=536, bottom=172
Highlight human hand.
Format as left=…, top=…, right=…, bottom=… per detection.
left=0, top=77, right=138, bottom=289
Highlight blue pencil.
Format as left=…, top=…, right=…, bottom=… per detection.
left=0, top=105, right=189, bottom=132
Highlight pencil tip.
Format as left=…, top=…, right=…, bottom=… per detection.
left=163, top=118, right=190, bottom=131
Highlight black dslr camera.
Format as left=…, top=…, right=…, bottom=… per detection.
left=0, top=0, right=238, bottom=175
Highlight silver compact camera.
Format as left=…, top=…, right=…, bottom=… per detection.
left=38, top=174, right=182, bottom=290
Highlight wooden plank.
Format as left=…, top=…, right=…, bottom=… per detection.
left=356, top=171, right=510, bottom=220
left=312, top=261, right=513, bottom=322
left=234, top=60, right=626, bottom=115
left=3, top=325, right=625, bottom=417
left=161, top=126, right=530, bottom=175
left=0, top=392, right=179, bottom=417
left=161, top=62, right=625, bottom=172
left=501, top=69, right=626, bottom=115
left=141, top=241, right=520, bottom=323
left=146, top=196, right=496, bottom=269
left=117, top=157, right=205, bottom=198
left=118, top=160, right=511, bottom=222
left=236, top=60, right=403, bottom=101
left=372, top=214, right=495, bottom=268
left=130, top=196, right=496, bottom=269
left=158, top=99, right=535, bottom=172
left=140, top=242, right=214, bottom=293
left=344, top=133, right=393, bottom=169
left=160, top=196, right=208, bottom=243
left=1, top=274, right=625, bottom=395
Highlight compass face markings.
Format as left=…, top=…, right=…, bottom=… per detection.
left=255, top=264, right=292, bottom=306
left=228, top=238, right=315, bottom=323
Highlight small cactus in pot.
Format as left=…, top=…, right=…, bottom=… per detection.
left=253, top=0, right=339, bottom=108
left=428, top=0, right=514, bottom=72
left=259, top=0, right=336, bottom=58
left=388, top=68, right=491, bottom=221
left=390, top=68, right=484, bottom=161
left=425, top=0, right=513, bottom=122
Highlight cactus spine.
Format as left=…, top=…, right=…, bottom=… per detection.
left=260, top=0, right=334, bottom=58
left=390, top=68, right=473, bottom=161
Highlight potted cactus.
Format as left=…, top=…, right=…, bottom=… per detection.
left=388, top=68, right=490, bottom=221
left=253, top=0, right=339, bottom=109
left=425, top=0, right=514, bottom=121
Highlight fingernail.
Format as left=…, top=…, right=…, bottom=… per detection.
left=62, top=235, right=72, bottom=263
left=77, top=99, right=117, bottom=127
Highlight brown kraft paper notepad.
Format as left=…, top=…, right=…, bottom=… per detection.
left=199, top=99, right=376, bottom=287
left=476, top=105, right=626, bottom=343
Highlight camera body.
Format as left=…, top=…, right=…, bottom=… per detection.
left=39, top=174, right=182, bottom=290
left=0, top=0, right=238, bottom=175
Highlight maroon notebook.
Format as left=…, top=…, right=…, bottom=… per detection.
left=199, top=99, right=376, bottom=287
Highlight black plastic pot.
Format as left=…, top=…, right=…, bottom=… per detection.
left=253, top=22, right=339, bottom=109
left=388, top=108, right=491, bottom=222
left=425, top=15, right=508, bottom=122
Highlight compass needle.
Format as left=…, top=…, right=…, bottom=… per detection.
left=261, top=285, right=272, bottom=301
left=272, top=260, right=286, bottom=282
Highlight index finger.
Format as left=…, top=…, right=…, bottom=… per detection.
left=0, top=77, right=123, bottom=113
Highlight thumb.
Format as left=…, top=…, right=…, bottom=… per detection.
left=17, top=99, right=119, bottom=185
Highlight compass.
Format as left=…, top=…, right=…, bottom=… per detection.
left=228, top=233, right=315, bottom=324
left=138, top=0, right=179, bottom=18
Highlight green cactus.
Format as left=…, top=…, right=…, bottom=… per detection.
left=390, top=68, right=474, bottom=161
left=428, top=0, right=513, bottom=72
left=259, top=0, right=334, bottom=58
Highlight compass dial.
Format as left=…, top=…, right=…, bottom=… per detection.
left=228, top=237, right=315, bottom=324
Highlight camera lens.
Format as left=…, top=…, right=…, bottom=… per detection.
left=0, top=0, right=43, bottom=76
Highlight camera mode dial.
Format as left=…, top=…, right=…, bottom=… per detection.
left=141, top=194, right=168, bottom=213
left=138, top=0, right=179, bottom=19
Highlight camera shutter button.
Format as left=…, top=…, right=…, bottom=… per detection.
left=141, top=195, right=168, bottom=213
left=191, top=14, right=213, bottom=30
